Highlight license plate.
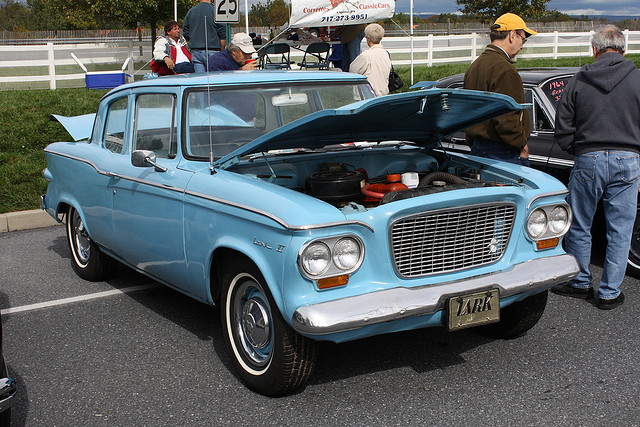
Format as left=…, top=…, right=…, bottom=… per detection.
left=448, top=289, right=500, bottom=331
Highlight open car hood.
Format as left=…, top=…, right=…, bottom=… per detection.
left=214, top=88, right=526, bottom=169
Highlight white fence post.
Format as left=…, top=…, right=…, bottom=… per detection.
left=471, top=33, right=477, bottom=61
left=427, top=34, right=433, bottom=67
left=624, top=29, right=629, bottom=52
left=47, top=42, right=56, bottom=90
left=553, top=31, right=558, bottom=60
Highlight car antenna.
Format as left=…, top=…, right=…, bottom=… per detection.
left=205, top=16, right=216, bottom=175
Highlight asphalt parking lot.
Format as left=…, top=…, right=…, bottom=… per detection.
left=2, top=225, right=640, bottom=425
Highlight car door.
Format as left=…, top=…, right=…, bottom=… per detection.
left=110, top=89, right=195, bottom=290
left=526, top=88, right=559, bottom=173
left=529, top=76, right=575, bottom=181
left=75, top=92, right=131, bottom=250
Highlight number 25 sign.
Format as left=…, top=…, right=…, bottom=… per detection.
left=215, top=0, right=239, bottom=23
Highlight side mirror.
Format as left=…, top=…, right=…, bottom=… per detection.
left=131, top=150, right=167, bottom=172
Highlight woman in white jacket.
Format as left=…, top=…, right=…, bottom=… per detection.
left=349, top=24, right=391, bottom=96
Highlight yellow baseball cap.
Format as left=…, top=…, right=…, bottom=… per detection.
left=492, top=13, right=537, bottom=36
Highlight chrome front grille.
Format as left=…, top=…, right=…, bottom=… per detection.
left=391, top=203, right=516, bottom=278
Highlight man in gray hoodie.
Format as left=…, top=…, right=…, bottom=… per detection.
left=552, top=25, right=640, bottom=310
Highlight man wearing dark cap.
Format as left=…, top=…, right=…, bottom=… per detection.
left=463, top=13, right=536, bottom=166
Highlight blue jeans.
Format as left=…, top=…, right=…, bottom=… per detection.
left=566, top=151, right=640, bottom=299
left=173, top=62, right=194, bottom=74
left=340, top=32, right=364, bottom=72
left=470, top=138, right=530, bottom=167
left=191, top=49, right=218, bottom=73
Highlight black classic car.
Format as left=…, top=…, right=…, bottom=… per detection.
left=431, top=68, right=640, bottom=276
left=0, top=312, right=15, bottom=426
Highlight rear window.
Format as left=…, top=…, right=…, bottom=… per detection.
left=540, top=77, right=572, bottom=109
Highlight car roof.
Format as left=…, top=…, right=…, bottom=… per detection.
left=436, top=67, right=579, bottom=87
left=107, top=70, right=368, bottom=93
left=516, top=67, right=580, bottom=84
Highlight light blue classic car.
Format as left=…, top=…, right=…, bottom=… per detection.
left=42, top=71, right=578, bottom=396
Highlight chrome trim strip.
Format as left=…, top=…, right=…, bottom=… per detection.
left=185, top=189, right=374, bottom=232
left=45, top=148, right=107, bottom=175
left=529, top=154, right=574, bottom=168
left=45, top=149, right=374, bottom=233
left=526, top=189, right=569, bottom=209
left=292, top=254, right=578, bottom=335
left=44, top=149, right=185, bottom=193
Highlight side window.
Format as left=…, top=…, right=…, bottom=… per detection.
left=103, top=97, right=128, bottom=154
left=90, top=113, right=102, bottom=145
left=134, top=94, right=176, bottom=159
left=525, top=90, right=553, bottom=132
left=535, top=102, right=553, bottom=132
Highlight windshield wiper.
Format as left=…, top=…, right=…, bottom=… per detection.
left=247, top=148, right=318, bottom=161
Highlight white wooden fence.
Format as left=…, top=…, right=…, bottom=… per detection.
left=2, top=30, right=640, bottom=90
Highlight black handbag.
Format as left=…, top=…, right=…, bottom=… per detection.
left=387, top=51, right=403, bottom=92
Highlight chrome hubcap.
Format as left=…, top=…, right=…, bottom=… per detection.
left=242, top=297, right=270, bottom=348
left=233, top=280, right=273, bottom=366
left=72, top=211, right=90, bottom=264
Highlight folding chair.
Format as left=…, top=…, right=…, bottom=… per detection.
left=297, top=42, right=331, bottom=70
left=259, top=43, right=292, bottom=70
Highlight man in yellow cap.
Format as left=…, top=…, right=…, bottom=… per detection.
left=463, top=13, right=537, bottom=166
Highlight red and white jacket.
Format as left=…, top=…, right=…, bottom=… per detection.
left=151, top=35, right=192, bottom=75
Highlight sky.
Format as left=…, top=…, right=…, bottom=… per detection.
left=393, top=0, right=640, bottom=17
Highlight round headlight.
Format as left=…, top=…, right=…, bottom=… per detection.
left=332, top=238, right=361, bottom=270
left=527, top=209, right=548, bottom=239
left=301, top=242, right=330, bottom=276
left=549, top=206, right=569, bottom=234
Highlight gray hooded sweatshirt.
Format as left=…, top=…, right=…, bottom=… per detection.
left=555, top=51, right=640, bottom=155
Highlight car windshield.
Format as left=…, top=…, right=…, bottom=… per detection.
left=540, top=76, right=573, bottom=110
left=185, top=82, right=375, bottom=159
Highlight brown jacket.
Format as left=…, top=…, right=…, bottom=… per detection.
left=463, top=45, right=530, bottom=149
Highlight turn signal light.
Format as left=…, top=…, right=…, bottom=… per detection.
left=317, top=275, right=349, bottom=289
left=536, top=238, right=559, bottom=250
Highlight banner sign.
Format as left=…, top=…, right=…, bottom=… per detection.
left=290, top=0, right=394, bottom=28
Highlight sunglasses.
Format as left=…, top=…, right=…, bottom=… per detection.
left=514, top=31, right=527, bottom=43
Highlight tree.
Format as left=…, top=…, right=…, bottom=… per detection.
left=455, top=0, right=551, bottom=22
left=266, top=0, right=288, bottom=27
left=381, top=13, right=424, bottom=26
left=249, top=0, right=289, bottom=28
left=0, top=0, right=31, bottom=31
left=90, top=0, right=194, bottom=51
left=249, top=1, right=269, bottom=27
left=26, top=0, right=96, bottom=30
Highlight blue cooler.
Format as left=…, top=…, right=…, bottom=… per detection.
left=85, top=71, right=125, bottom=89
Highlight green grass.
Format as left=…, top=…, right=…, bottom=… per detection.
left=2, top=54, right=640, bottom=214
left=0, top=88, right=108, bottom=213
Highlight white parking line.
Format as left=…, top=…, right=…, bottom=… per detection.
left=0, top=284, right=158, bottom=315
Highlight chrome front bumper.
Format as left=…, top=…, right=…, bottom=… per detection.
left=292, top=254, right=578, bottom=336
left=0, top=376, right=16, bottom=413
